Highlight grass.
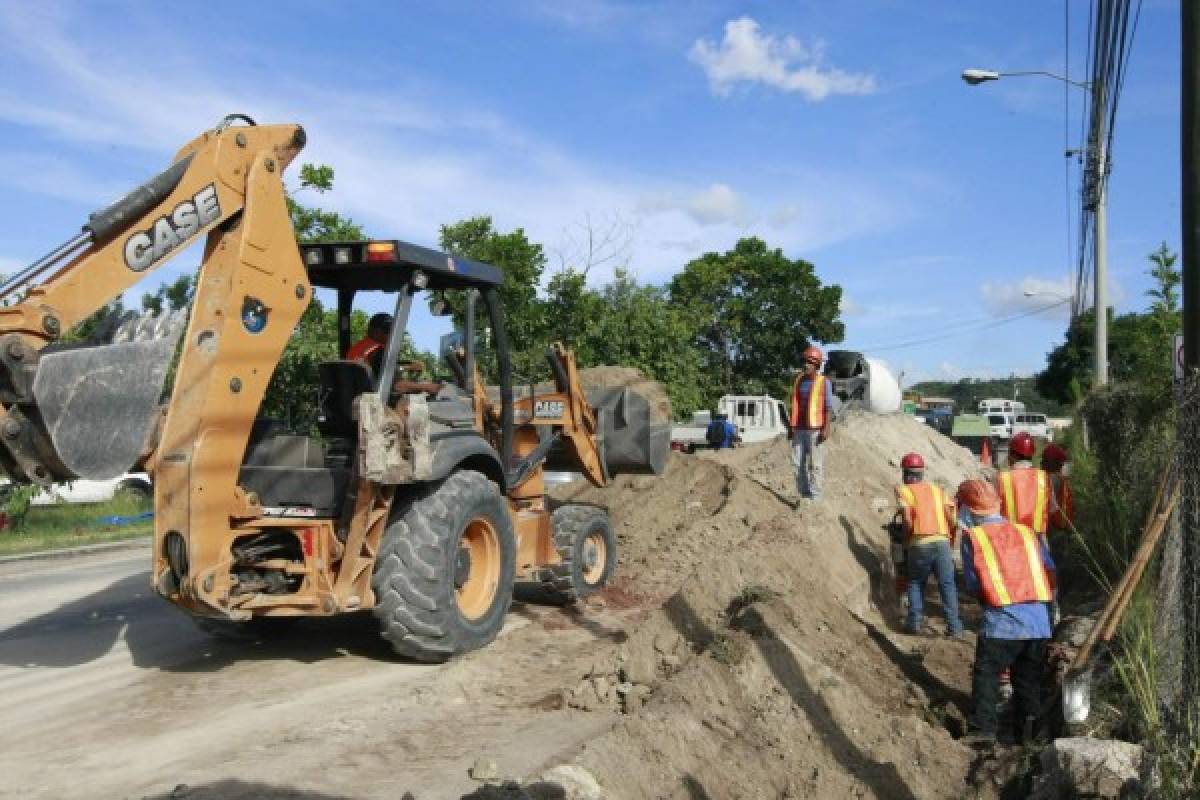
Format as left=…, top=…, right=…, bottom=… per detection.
left=1052, top=385, right=1198, bottom=797
left=0, top=495, right=152, bottom=557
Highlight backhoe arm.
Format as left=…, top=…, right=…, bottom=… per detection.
left=0, top=117, right=307, bottom=485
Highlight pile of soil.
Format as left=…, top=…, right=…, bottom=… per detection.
left=575, top=366, right=672, bottom=423
left=525, top=410, right=1004, bottom=799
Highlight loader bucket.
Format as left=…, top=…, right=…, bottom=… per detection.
left=32, top=310, right=186, bottom=480
left=584, top=386, right=670, bottom=476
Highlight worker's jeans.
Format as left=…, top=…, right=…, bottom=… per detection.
left=969, top=637, right=1047, bottom=740
left=905, top=539, right=962, bottom=635
left=791, top=429, right=824, bottom=499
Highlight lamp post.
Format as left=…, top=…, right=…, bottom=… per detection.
left=964, top=67, right=1108, bottom=386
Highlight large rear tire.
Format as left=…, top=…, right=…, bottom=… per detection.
left=371, top=470, right=516, bottom=662
left=539, top=505, right=616, bottom=605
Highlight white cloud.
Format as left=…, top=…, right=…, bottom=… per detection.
left=686, top=183, right=746, bottom=225
left=839, top=294, right=863, bottom=317
left=689, top=17, right=877, bottom=101
left=0, top=4, right=912, bottom=300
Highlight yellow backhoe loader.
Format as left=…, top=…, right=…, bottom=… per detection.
left=0, top=115, right=668, bottom=661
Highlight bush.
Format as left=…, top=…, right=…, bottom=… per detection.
left=1061, top=382, right=1174, bottom=590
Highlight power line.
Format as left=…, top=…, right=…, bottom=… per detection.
left=851, top=299, right=1071, bottom=354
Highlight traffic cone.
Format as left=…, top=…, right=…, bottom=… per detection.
left=980, top=438, right=992, bottom=467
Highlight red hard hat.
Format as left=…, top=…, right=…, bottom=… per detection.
left=957, top=479, right=1001, bottom=515
left=1009, top=431, right=1036, bottom=459
left=1041, top=443, right=1069, bottom=467
left=901, top=452, right=925, bottom=470
left=803, top=345, right=823, bottom=364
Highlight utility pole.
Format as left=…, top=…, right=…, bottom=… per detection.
left=1179, top=0, right=1199, bottom=717
left=1186, top=0, right=1200, bottom=373
left=1093, top=89, right=1110, bottom=386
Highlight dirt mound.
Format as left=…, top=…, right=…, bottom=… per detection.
left=528, top=412, right=1002, bottom=799
left=575, top=366, right=671, bottom=423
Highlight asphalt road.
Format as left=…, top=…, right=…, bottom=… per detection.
left=0, top=546, right=610, bottom=799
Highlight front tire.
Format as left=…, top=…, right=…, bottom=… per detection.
left=541, top=505, right=617, bottom=605
left=371, top=470, right=516, bottom=662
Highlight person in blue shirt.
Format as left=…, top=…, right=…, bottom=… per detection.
left=705, top=412, right=738, bottom=449
left=957, top=479, right=1057, bottom=747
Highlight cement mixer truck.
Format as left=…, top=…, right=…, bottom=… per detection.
left=823, top=350, right=902, bottom=414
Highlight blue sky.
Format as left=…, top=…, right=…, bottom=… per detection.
left=0, top=1, right=1182, bottom=387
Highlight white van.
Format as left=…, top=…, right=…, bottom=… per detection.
left=979, top=397, right=1025, bottom=415
left=1012, top=412, right=1052, bottom=442
left=986, top=412, right=1013, bottom=439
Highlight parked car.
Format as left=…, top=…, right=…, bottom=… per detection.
left=1, top=472, right=153, bottom=507
left=916, top=408, right=953, bottom=436
left=986, top=412, right=1013, bottom=440
left=1012, top=412, right=1053, bottom=442
left=978, top=398, right=1026, bottom=415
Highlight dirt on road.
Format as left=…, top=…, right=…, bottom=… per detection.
left=0, top=410, right=1000, bottom=799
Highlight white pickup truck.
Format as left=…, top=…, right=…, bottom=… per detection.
left=671, top=394, right=790, bottom=452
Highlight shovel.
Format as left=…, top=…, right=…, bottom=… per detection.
left=1059, top=467, right=1179, bottom=725
left=28, top=308, right=186, bottom=480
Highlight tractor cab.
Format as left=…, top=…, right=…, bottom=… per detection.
left=238, top=239, right=516, bottom=520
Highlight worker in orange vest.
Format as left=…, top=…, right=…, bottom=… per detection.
left=894, top=452, right=962, bottom=637
left=1041, top=443, right=1074, bottom=534
left=345, top=313, right=393, bottom=369
left=993, top=432, right=1054, bottom=538
left=790, top=345, right=833, bottom=501
left=958, top=479, right=1057, bottom=747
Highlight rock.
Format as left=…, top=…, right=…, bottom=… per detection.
left=1054, top=614, right=1099, bottom=648
left=624, top=684, right=652, bottom=712
left=1030, top=737, right=1148, bottom=799
left=170, top=785, right=190, bottom=799
left=470, top=757, right=500, bottom=782
left=620, top=643, right=659, bottom=685
left=535, top=765, right=607, bottom=799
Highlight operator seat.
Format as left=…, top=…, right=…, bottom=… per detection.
left=317, top=360, right=374, bottom=440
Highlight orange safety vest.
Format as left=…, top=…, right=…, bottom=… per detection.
left=1049, top=473, right=1074, bottom=531
left=996, top=467, right=1051, bottom=534
left=894, top=482, right=953, bottom=543
left=967, top=522, right=1053, bottom=608
left=346, top=337, right=382, bottom=363
left=790, top=373, right=828, bottom=430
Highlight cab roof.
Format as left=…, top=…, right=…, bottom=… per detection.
left=300, top=239, right=503, bottom=292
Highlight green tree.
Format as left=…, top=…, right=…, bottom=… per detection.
left=669, top=237, right=844, bottom=400
left=1146, top=242, right=1181, bottom=316
left=543, top=268, right=706, bottom=414
left=438, top=216, right=547, bottom=377
left=141, top=273, right=195, bottom=314
left=287, top=163, right=364, bottom=242
left=1038, top=243, right=1182, bottom=404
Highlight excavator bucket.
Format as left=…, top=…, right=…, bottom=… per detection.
left=584, top=386, right=670, bottom=477
left=31, top=309, right=186, bottom=480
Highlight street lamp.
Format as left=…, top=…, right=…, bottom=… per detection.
left=961, top=68, right=1091, bottom=90
left=1022, top=289, right=1073, bottom=301
left=964, top=66, right=1108, bottom=386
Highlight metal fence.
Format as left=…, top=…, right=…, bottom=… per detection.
left=1158, top=374, right=1200, bottom=725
